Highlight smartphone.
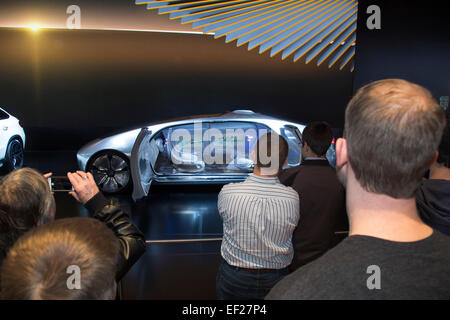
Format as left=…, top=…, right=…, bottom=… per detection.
left=48, top=176, right=74, bottom=192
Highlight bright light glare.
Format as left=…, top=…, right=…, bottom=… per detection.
left=29, top=25, right=40, bottom=32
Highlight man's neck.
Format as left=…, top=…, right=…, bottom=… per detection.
left=429, top=165, right=450, bottom=181
left=303, top=150, right=326, bottom=159
left=346, top=175, right=433, bottom=242
left=304, top=157, right=327, bottom=160
left=253, top=166, right=279, bottom=178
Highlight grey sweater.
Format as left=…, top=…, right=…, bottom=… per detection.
left=266, top=231, right=450, bottom=300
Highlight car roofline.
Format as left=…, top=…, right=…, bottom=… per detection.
left=146, top=110, right=278, bottom=126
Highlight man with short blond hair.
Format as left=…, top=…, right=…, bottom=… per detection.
left=267, top=79, right=450, bottom=300
left=1, top=217, right=119, bottom=300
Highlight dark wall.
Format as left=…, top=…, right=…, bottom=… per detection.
left=354, top=0, right=450, bottom=108
left=0, top=28, right=353, bottom=151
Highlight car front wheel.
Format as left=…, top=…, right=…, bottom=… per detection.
left=5, top=138, right=24, bottom=171
left=87, top=151, right=131, bottom=194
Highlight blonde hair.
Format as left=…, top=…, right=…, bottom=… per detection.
left=1, top=217, right=119, bottom=300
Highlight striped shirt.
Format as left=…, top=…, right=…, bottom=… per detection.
left=218, top=174, right=300, bottom=269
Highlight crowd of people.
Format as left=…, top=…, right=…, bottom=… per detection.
left=0, top=78, right=448, bottom=299
left=0, top=169, right=145, bottom=299
left=218, top=79, right=450, bottom=300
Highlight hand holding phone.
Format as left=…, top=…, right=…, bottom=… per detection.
left=67, top=171, right=100, bottom=204
left=48, top=176, right=74, bottom=192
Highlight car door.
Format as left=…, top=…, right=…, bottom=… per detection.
left=130, top=122, right=206, bottom=199
left=130, top=127, right=158, bottom=200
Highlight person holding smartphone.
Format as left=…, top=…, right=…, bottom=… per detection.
left=67, top=170, right=146, bottom=281
left=0, top=168, right=146, bottom=293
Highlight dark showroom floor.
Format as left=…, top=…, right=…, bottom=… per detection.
left=11, top=151, right=347, bottom=300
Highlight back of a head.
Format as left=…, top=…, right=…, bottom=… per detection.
left=255, top=132, right=289, bottom=172
left=1, top=217, right=119, bottom=300
left=437, top=117, right=450, bottom=168
left=0, top=168, right=54, bottom=264
left=345, top=79, right=446, bottom=198
left=302, top=122, right=333, bottom=157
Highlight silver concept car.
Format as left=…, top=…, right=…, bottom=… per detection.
left=77, top=110, right=333, bottom=200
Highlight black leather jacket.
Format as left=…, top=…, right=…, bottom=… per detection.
left=84, top=193, right=146, bottom=281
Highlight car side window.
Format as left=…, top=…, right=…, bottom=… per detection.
left=0, top=110, right=10, bottom=120
left=326, top=139, right=337, bottom=168
left=151, top=123, right=205, bottom=175
left=150, top=122, right=258, bottom=175
left=206, top=122, right=257, bottom=173
left=280, top=126, right=302, bottom=167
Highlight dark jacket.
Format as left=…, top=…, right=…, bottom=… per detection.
left=279, top=159, right=347, bottom=272
left=417, top=179, right=450, bottom=236
left=84, top=192, right=146, bottom=281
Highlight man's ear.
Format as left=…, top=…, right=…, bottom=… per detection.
left=429, top=151, right=439, bottom=169
left=303, top=141, right=309, bottom=152
left=251, top=149, right=256, bottom=163
left=335, top=138, right=348, bottom=169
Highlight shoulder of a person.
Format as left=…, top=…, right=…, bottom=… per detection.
left=280, top=166, right=301, bottom=176
left=219, top=181, right=246, bottom=193
left=267, top=250, right=345, bottom=299
left=281, top=184, right=300, bottom=199
left=270, top=180, right=299, bottom=197
left=268, top=238, right=363, bottom=299
left=279, top=166, right=301, bottom=184
left=430, top=230, right=450, bottom=248
left=295, top=162, right=335, bottom=175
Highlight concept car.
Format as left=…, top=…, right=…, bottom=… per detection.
left=77, top=110, right=334, bottom=199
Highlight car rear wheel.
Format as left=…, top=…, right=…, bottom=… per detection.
left=5, top=138, right=24, bottom=171
left=87, top=151, right=131, bottom=194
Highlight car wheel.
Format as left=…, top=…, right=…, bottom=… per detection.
left=87, top=151, right=131, bottom=194
left=5, top=138, right=24, bottom=171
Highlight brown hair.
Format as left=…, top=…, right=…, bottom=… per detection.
left=0, top=168, right=54, bottom=265
left=255, top=132, right=288, bottom=171
left=344, top=79, right=446, bottom=198
left=302, top=122, right=333, bottom=156
left=1, top=217, right=119, bottom=300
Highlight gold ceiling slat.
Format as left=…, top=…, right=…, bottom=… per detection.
left=218, top=0, right=319, bottom=42
left=294, top=10, right=356, bottom=62
left=339, top=48, right=355, bottom=70
left=279, top=1, right=355, bottom=60
left=329, top=39, right=354, bottom=67
left=162, top=0, right=258, bottom=17
left=188, top=0, right=293, bottom=28
left=261, top=0, right=344, bottom=56
left=136, top=0, right=359, bottom=71
left=231, top=0, right=326, bottom=46
left=317, top=26, right=355, bottom=66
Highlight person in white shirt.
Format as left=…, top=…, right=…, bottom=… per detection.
left=216, top=132, right=299, bottom=300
